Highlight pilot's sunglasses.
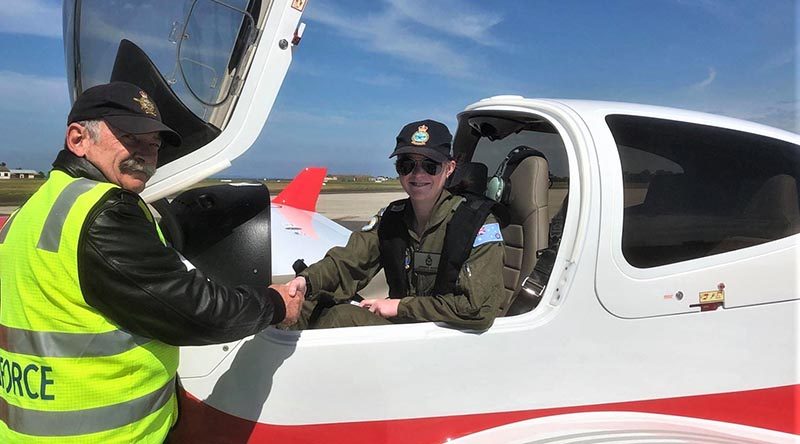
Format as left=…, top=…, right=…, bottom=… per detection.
left=395, top=157, right=443, bottom=176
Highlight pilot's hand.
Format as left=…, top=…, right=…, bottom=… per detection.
left=270, top=284, right=304, bottom=327
left=287, top=276, right=307, bottom=298
left=359, top=298, right=399, bottom=318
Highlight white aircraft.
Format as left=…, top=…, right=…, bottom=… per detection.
left=15, top=1, right=800, bottom=442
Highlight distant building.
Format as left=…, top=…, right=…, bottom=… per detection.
left=0, top=164, right=9, bottom=180
left=9, top=169, right=40, bottom=179
left=324, top=176, right=338, bottom=182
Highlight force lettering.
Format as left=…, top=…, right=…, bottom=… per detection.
left=0, top=356, right=55, bottom=400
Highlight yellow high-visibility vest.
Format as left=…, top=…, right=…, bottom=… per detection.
left=0, top=170, right=179, bottom=443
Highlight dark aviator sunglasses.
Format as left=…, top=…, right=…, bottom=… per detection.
left=395, top=157, right=443, bottom=176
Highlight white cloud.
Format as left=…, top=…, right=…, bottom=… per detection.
left=675, top=0, right=739, bottom=23
left=305, top=1, right=503, bottom=79
left=741, top=101, right=797, bottom=133
left=386, top=0, right=503, bottom=45
left=0, top=0, right=62, bottom=38
left=690, top=67, right=717, bottom=90
left=0, top=71, right=69, bottom=112
left=760, top=48, right=794, bottom=72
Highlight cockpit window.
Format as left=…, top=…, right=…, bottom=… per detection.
left=66, top=0, right=263, bottom=165
left=454, top=112, right=571, bottom=315
left=608, top=115, right=800, bottom=268
left=68, top=0, right=254, bottom=123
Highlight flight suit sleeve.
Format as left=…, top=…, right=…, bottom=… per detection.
left=395, top=218, right=506, bottom=331
left=300, top=220, right=383, bottom=299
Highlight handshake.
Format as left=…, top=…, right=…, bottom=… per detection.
left=269, top=276, right=308, bottom=328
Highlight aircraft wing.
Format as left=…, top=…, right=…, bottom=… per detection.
left=269, top=167, right=351, bottom=277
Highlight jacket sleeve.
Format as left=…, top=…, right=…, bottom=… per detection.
left=395, top=217, right=506, bottom=331
left=300, top=222, right=383, bottom=300
left=78, top=190, right=285, bottom=346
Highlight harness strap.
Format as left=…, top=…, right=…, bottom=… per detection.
left=433, top=197, right=497, bottom=295
left=377, top=200, right=410, bottom=299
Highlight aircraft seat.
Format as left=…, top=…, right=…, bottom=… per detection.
left=742, top=174, right=800, bottom=228
left=501, top=155, right=550, bottom=315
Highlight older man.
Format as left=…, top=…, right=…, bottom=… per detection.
left=0, top=82, right=302, bottom=443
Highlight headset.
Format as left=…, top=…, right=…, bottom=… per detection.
left=485, top=146, right=547, bottom=203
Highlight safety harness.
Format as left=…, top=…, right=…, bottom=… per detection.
left=378, top=194, right=500, bottom=298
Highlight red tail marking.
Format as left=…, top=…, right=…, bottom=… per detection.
left=271, top=167, right=327, bottom=212
left=0, top=215, right=8, bottom=228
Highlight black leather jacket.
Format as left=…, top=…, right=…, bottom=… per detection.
left=52, top=150, right=284, bottom=346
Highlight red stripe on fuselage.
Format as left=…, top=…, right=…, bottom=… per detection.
left=169, top=384, right=799, bottom=443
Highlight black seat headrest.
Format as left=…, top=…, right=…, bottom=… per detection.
left=447, top=162, right=489, bottom=196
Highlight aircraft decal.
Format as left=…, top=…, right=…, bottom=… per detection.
left=171, top=384, right=799, bottom=443
left=691, top=283, right=726, bottom=311
left=291, top=0, right=307, bottom=12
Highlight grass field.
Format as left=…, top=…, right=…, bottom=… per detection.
left=0, top=179, right=47, bottom=206
left=0, top=178, right=404, bottom=207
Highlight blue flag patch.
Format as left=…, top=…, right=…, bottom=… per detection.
left=473, top=223, right=503, bottom=247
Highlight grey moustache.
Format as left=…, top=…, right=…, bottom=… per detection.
left=120, top=157, right=156, bottom=178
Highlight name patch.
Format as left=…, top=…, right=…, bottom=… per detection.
left=413, top=251, right=440, bottom=273
left=473, top=223, right=503, bottom=247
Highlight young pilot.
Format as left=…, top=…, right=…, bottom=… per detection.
left=286, top=119, right=507, bottom=330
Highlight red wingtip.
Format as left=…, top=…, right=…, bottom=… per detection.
left=271, top=167, right=327, bottom=212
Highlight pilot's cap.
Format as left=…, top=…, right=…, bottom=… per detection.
left=390, top=119, right=452, bottom=163
left=68, top=81, right=182, bottom=147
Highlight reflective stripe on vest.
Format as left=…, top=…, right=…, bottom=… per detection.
left=0, top=325, right=151, bottom=358
left=37, top=178, right=96, bottom=252
left=0, top=377, right=175, bottom=437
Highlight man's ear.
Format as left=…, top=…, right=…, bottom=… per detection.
left=65, top=123, right=89, bottom=156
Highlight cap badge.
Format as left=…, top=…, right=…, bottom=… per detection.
left=133, top=91, right=157, bottom=117
left=410, top=125, right=429, bottom=146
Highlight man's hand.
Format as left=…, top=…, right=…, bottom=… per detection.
left=359, top=299, right=400, bottom=318
left=287, top=276, right=307, bottom=298
left=270, top=284, right=304, bottom=327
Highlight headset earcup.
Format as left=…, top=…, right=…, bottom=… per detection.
left=501, top=179, right=511, bottom=203
left=486, top=176, right=504, bottom=202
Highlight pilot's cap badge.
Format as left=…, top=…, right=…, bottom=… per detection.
left=410, top=125, right=430, bottom=146
left=133, top=91, right=157, bottom=117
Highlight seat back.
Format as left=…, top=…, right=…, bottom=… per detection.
left=501, top=155, right=550, bottom=314
left=743, top=174, right=800, bottom=226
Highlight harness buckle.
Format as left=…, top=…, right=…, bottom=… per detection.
left=521, top=276, right=545, bottom=300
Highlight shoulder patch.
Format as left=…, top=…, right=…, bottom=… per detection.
left=361, top=215, right=379, bottom=232
left=389, top=202, right=405, bottom=212
left=473, top=222, right=503, bottom=247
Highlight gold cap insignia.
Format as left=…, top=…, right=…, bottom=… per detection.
left=410, top=125, right=430, bottom=146
left=133, top=91, right=157, bottom=117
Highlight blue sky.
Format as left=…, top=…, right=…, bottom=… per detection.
left=0, top=0, right=795, bottom=178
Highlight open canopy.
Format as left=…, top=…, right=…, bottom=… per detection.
left=63, top=0, right=307, bottom=201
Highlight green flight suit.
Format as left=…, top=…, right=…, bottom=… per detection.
left=297, top=190, right=507, bottom=331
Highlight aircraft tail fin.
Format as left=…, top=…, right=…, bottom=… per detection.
left=271, top=167, right=327, bottom=212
